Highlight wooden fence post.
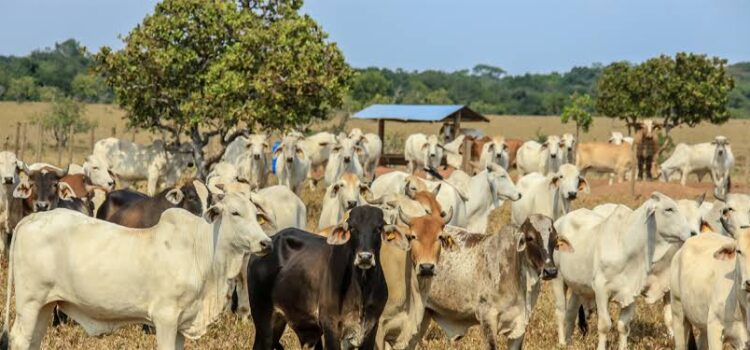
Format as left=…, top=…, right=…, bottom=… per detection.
left=461, top=137, right=472, bottom=173
left=13, top=122, right=21, bottom=155
left=90, top=128, right=96, bottom=151
left=20, top=122, right=28, bottom=160
left=36, top=124, right=44, bottom=163
left=68, top=125, right=74, bottom=164
left=111, top=127, right=117, bottom=138
left=745, top=149, right=750, bottom=190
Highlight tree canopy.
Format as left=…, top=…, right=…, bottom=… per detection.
left=93, top=0, right=351, bottom=177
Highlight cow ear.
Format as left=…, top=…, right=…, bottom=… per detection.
left=516, top=233, right=527, bottom=252
left=273, top=146, right=283, bottom=158
left=327, top=225, right=351, bottom=245
left=318, top=141, right=330, bottom=147
left=356, top=146, right=365, bottom=158
left=549, top=175, right=561, bottom=188
left=382, top=225, right=410, bottom=251
left=165, top=188, right=184, bottom=205
left=12, top=180, right=32, bottom=199
left=431, top=183, right=442, bottom=197
left=203, top=205, right=222, bottom=223
left=439, top=232, right=458, bottom=252
left=578, top=176, right=590, bottom=194
left=330, top=183, right=341, bottom=198
left=700, top=220, right=713, bottom=234
left=556, top=236, right=574, bottom=253
left=15, top=160, right=24, bottom=171
left=57, top=182, right=76, bottom=201
left=713, top=243, right=737, bottom=261
left=540, top=143, right=548, bottom=149
left=295, top=147, right=306, bottom=158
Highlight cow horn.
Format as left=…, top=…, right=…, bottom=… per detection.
left=365, top=195, right=384, bottom=205
left=55, top=165, right=69, bottom=178
left=442, top=206, right=454, bottom=224
left=398, top=207, right=414, bottom=226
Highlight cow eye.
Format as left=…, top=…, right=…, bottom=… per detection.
left=231, top=211, right=241, bottom=217
left=665, top=208, right=674, bottom=213
left=738, top=249, right=744, bottom=255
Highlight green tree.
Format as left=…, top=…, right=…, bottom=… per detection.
left=38, top=86, right=63, bottom=102
left=36, top=96, right=95, bottom=147
left=5, top=77, right=38, bottom=101
left=560, top=93, right=594, bottom=139
left=72, top=73, right=109, bottom=102
left=93, top=0, right=351, bottom=177
left=472, top=64, right=506, bottom=79
left=595, top=61, right=641, bottom=132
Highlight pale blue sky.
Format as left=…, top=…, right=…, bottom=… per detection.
left=1, top=0, right=748, bottom=74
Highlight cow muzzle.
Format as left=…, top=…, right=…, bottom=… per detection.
left=542, top=266, right=558, bottom=280
left=346, top=200, right=357, bottom=210
left=34, top=202, right=51, bottom=212
left=256, top=239, right=272, bottom=256
left=566, top=191, right=578, bottom=200
left=2, top=176, right=13, bottom=184
left=744, top=280, right=750, bottom=293
left=254, top=154, right=261, bottom=160
left=286, top=157, right=293, bottom=163
left=418, top=263, right=436, bottom=277
left=354, top=252, right=376, bottom=270
left=344, top=156, right=351, bottom=163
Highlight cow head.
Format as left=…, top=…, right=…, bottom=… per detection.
left=327, top=206, right=409, bottom=270
left=480, top=139, right=509, bottom=169
left=203, top=191, right=272, bottom=256
left=711, top=136, right=730, bottom=159
left=0, top=151, right=23, bottom=186
left=83, top=154, right=115, bottom=191
left=13, top=165, right=75, bottom=212
left=162, top=179, right=209, bottom=216
left=634, top=120, right=661, bottom=140
left=540, top=135, right=563, bottom=160
left=486, top=163, right=521, bottom=202
left=348, top=128, right=365, bottom=142
left=713, top=227, right=750, bottom=293
left=243, top=133, right=270, bottom=162
left=717, top=194, right=750, bottom=236
left=677, top=196, right=707, bottom=235
left=275, top=136, right=306, bottom=165
left=561, top=133, right=576, bottom=162
left=550, top=164, right=588, bottom=201
left=166, top=143, right=196, bottom=168
left=421, top=135, right=444, bottom=169
left=329, top=172, right=369, bottom=211
left=397, top=202, right=456, bottom=277
left=609, top=131, right=624, bottom=144
left=332, top=136, right=364, bottom=166
left=519, top=214, right=573, bottom=280
left=644, top=193, right=695, bottom=268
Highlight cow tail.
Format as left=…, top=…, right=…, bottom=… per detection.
left=1, top=221, right=17, bottom=349
left=577, top=305, right=588, bottom=336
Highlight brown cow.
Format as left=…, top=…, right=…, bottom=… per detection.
left=105, top=180, right=209, bottom=228
left=576, top=142, right=634, bottom=185
left=632, top=120, right=661, bottom=180
left=12, top=166, right=75, bottom=214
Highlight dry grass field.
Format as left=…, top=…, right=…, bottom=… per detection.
left=0, top=101, right=747, bottom=349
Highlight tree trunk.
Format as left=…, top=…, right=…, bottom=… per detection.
left=189, top=127, right=208, bottom=180
left=575, top=124, right=580, bottom=140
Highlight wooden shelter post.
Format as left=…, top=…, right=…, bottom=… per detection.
left=377, top=119, right=385, bottom=165
left=452, top=110, right=461, bottom=140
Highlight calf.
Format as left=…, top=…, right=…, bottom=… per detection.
left=511, top=164, right=588, bottom=226
left=552, top=193, right=693, bottom=349
left=105, top=180, right=209, bottom=228
left=420, top=215, right=572, bottom=349
left=671, top=230, right=750, bottom=350
left=516, top=135, right=565, bottom=175
left=248, top=206, right=409, bottom=350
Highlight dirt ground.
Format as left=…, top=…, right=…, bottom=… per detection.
left=0, top=101, right=746, bottom=349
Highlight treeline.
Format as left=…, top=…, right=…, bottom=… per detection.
left=2, top=39, right=750, bottom=118
left=0, top=39, right=111, bottom=103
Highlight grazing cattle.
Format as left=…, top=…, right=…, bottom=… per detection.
left=419, top=215, right=573, bottom=350
left=670, top=230, right=750, bottom=350
left=324, top=136, right=365, bottom=187
left=576, top=142, right=634, bottom=185
left=2, top=192, right=272, bottom=350
left=0, top=152, right=23, bottom=256
left=515, top=135, right=564, bottom=176
left=448, top=165, right=521, bottom=233
left=349, top=128, right=383, bottom=180
left=319, top=172, right=372, bottom=230
left=274, top=136, right=311, bottom=195
left=221, top=134, right=270, bottom=191
left=552, top=192, right=693, bottom=350
left=608, top=131, right=634, bottom=145
left=710, top=136, right=734, bottom=199
left=561, top=133, right=576, bottom=164
left=92, top=138, right=195, bottom=195
left=376, top=194, right=456, bottom=350
left=511, top=164, right=588, bottom=226
left=632, top=120, right=661, bottom=180
left=106, top=180, right=209, bottom=228
left=404, top=134, right=444, bottom=178
left=371, top=171, right=468, bottom=227
left=248, top=206, right=409, bottom=350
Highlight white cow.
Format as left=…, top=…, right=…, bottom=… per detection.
left=324, top=136, right=364, bottom=187
left=371, top=171, right=468, bottom=227
left=222, top=134, right=270, bottom=191
left=82, top=155, right=116, bottom=191
left=2, top=190, right=272, bottom=350
left=561, top=133, right=576, bottom=164
left=92, top=138, right=195, bottom=195
left=511, top=164, right=589, bottom=226
left=608, top=131, right=634, bottom=145
left=448, top=165, right=521, bottom=233
left=442, top=134, right=466, bottom=170
left=318, top=172, right=371, bottom=230
left=0, top=152, right=23, bottom=257
left=671, top=230, right=750, bottom=350
left=660, top=137, right=734, bottom=189
left=713, top=193, right=750, bottom=237
left=348, top=128, right=382, bottom=180
left=711, top=136, right=734, bottom=199
left=516, top=135, right=565, bottom=175
left=274, top=136, right=311, bottom=195
left=477, top=137, right=509, bottom=171
left=404, top=134, right=444, bottom=178
left=552, top=192, right=693, bottom=350
left=206, top=162, right=240, bottom=194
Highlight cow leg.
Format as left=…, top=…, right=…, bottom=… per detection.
left=662, top=294, right=673, bottom=338
left=9, top=302, right=52, bottom=350
left=706, top=318, right=724, bottom=350
left=236, top=254, right=252, bottom=320
left=250, top=294, right=276, bottom=350
left=593, top=284, right=612, bottom=350
left=153, top=316, right=179, bottom=350
left=551, top=277, right=569, bottom=345
left=271, top=314, right=287, bottom=350
left=477, top=307, right=499, bottom=350
left=565, top=293, right=584, bottom=340
left=670, top=293, right=690, bottom=350
left=615, top=303, right=635, bottom=350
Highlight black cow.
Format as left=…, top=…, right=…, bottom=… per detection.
left=95, top=189, right=150, bottom=220
left=12, top=166, right=75, bottom=215
left=248, top=206, right=409, bottom=350
left=104, top=180, right=208, bottom=228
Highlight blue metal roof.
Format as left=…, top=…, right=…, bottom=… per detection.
left=353, top=104, right=487, bottom=122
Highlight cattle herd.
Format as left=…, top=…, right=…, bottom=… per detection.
left=0, top=120, right=747, bottom=350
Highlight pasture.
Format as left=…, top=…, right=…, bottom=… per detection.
left=0, top=101, right=746, bottom=349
